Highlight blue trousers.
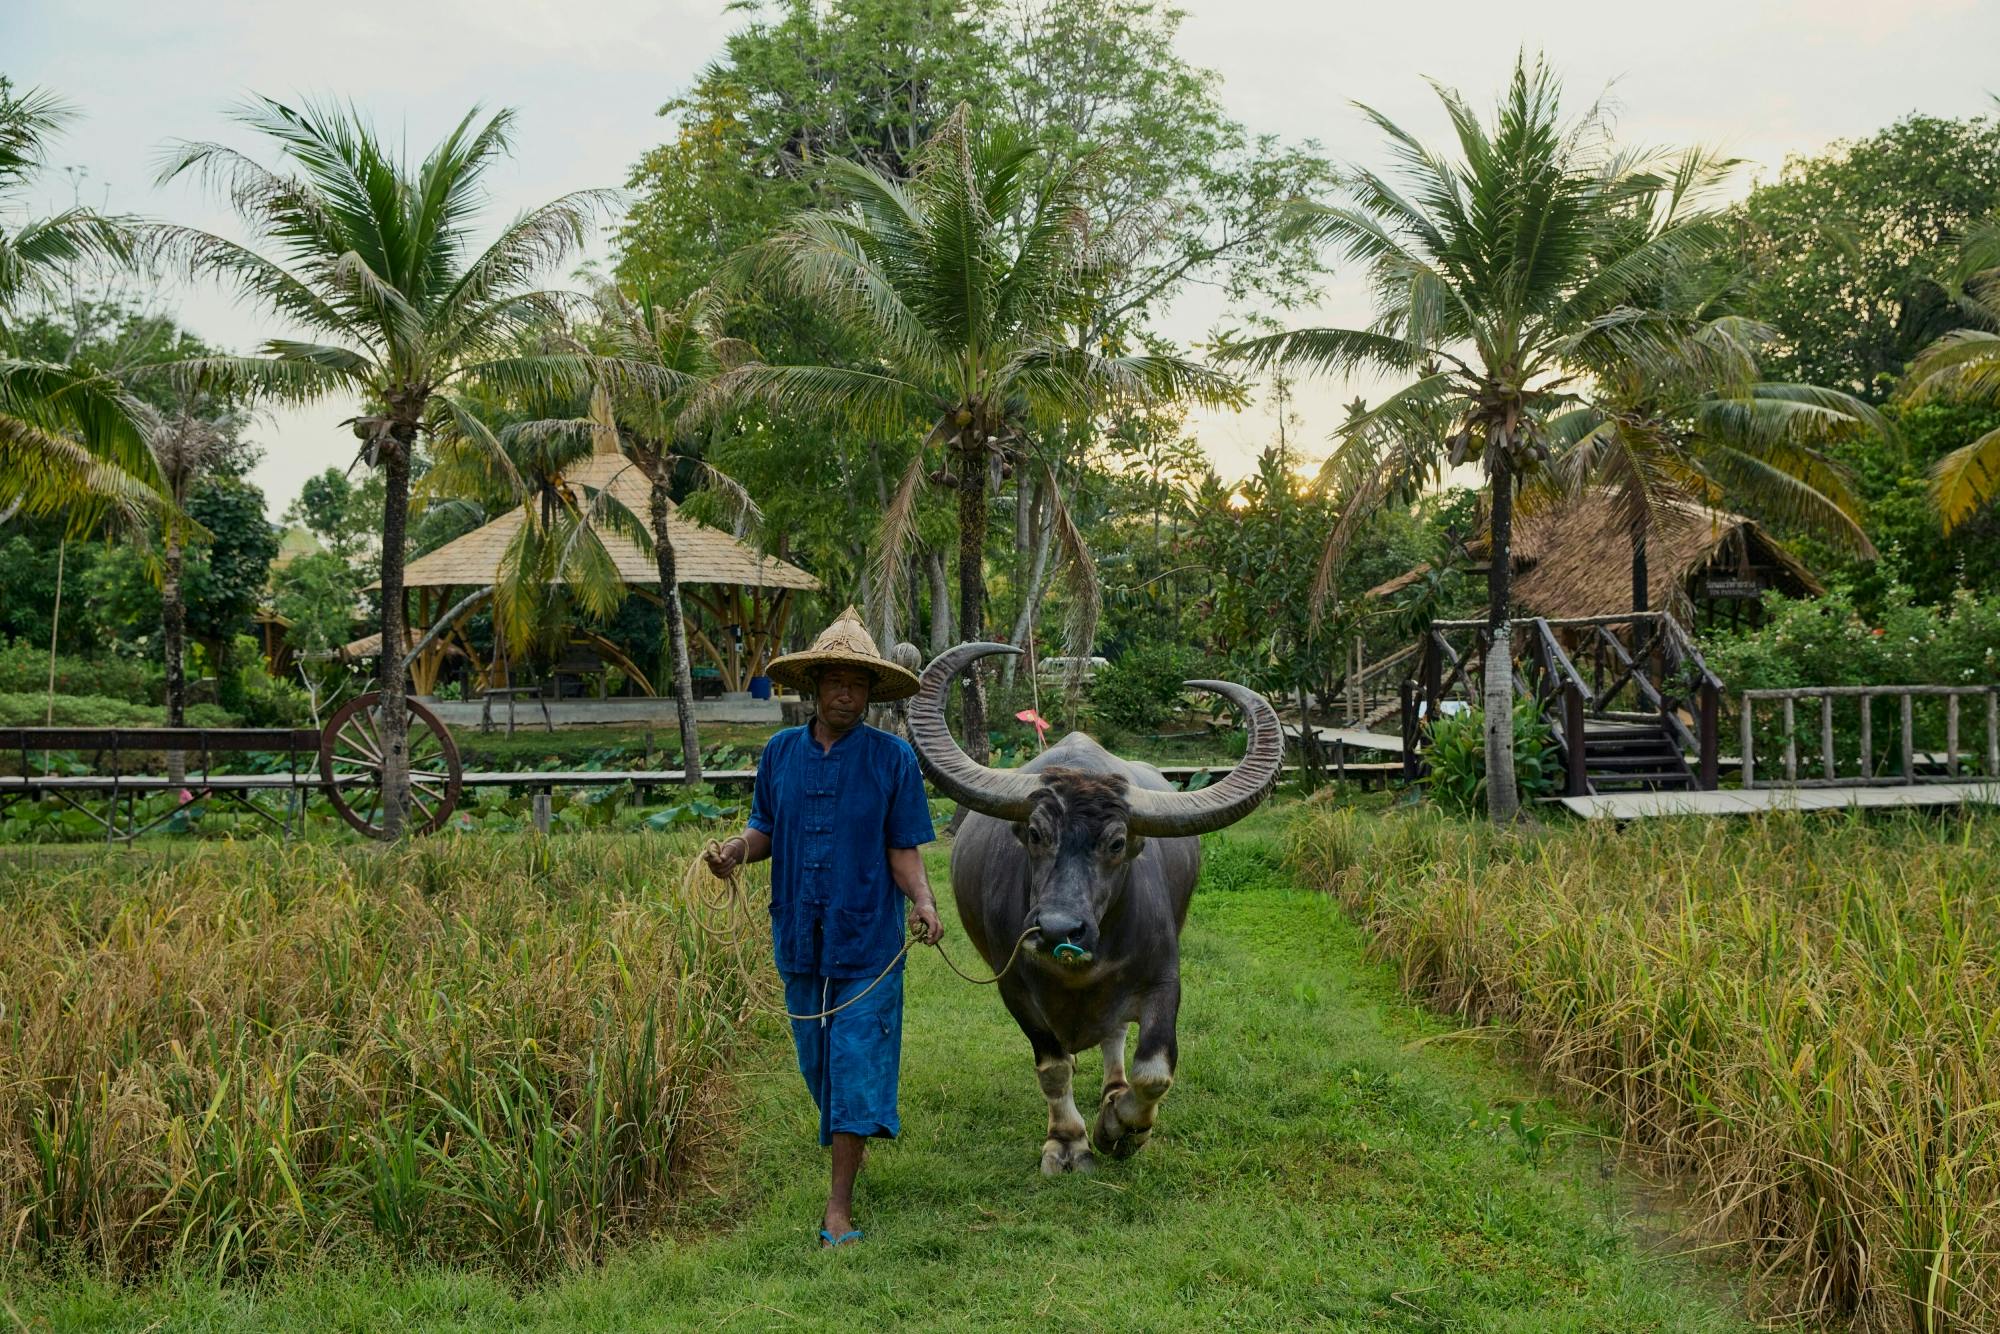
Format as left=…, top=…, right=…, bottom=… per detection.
left=782, top=968, right=904, bottom=1147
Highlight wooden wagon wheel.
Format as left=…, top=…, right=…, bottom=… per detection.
left=318, top=692, right=463, bottom=839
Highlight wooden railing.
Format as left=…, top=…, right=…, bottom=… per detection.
left=1738, top=685, right=2000, bottom=789
left=1401, top=612, right=1722, bottom=792
left=1401, top=616, right=1598, bottom=793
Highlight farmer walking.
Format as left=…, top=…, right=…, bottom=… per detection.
left=703, top=607, right=943, bottom=1249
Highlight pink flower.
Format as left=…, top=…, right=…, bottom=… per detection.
left=1015, top=708, right=1052, bottom=743
left=177, top=788, right=194, bottom=805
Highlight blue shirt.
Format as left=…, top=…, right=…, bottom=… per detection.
left=748, top=721, right=936, bottom=978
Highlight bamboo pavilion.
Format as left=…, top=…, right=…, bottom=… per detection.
left=347, top=440, right=820, bottom=701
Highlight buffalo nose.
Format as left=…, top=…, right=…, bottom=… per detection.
left=1036, top=910, right=1084, bottom=944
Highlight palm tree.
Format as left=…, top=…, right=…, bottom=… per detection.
left=0, top=80, right=160, bottom=527
left=600, top=284, right=759, bottom=785
left=418, top=368, right=646, bottom=685
left=1545, top=311, right=1883, bottom=613
left=150, top=97, right=649, bottom=836
left=1225, top=58, right=1723, bottom=821
left=1899, top=218, right=2000, bottom=531
left=733, top=104, right=1229, bottom=761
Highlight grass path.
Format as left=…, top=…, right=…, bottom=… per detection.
left=29, top=810, right=1750, bottom=1331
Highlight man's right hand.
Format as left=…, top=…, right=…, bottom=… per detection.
left=705, top=837, right=746, bottom=878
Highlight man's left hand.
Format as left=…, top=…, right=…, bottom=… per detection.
left=908, top=896, right=944, bottom=946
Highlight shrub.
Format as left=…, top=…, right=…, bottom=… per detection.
left=0, top=640, right=160, bottom=702
left=1420, top=700, right=1558, bottom=813
left=1090, top=643, right=1197, bottom=732
left=1701, top=584, right=2000, bottom=776
left=0, top=692, right=238, bottom=729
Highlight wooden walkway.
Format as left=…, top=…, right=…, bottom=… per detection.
left=1559, top=781, right=2000, bottom=820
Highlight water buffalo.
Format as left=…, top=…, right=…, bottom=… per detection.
left=909, top=643, right=1282, bottom=1174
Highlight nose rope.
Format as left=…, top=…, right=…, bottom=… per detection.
left=691, top=842, right=1037, bottom=1023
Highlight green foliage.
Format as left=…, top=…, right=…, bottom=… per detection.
left=0, top=691, right=235, bottom=728
left=1793, top=401, right=2000, bottom=607
left=282, top=468, right=380, bottom=565
left=181, top=476, right=279, bottom=649
left=1421, top=701, right=1558, bottom=814
left=1701, top=583, right=2000, bottom=774
left=0, top=639, right=158, bottom=700
left=1734, top=112, right=2000, bottom=398
left=1088, top=642, right=1196, bottom=731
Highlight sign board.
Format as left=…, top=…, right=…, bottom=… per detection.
left=1703, top=576, right=1761, bottom=599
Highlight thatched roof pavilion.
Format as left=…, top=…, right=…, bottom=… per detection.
left=1367, top=489, right=1822, bottom=627
left=356, top=444, right=820, bottom=696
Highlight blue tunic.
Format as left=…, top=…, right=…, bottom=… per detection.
left=747, top=721, right=936, bottom=979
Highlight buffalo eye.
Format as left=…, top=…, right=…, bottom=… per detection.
left=1102, top=833, right=1127, bottom=860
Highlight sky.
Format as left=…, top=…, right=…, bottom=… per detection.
left=6, top=0, right=1999, bottom=520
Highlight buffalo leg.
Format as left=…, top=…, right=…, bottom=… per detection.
left=1001, top=990, right=1092, bottom=1175
left=1093, top=987, right=1178, bottom=1159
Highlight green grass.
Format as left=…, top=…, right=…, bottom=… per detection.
left=15, top=809, right=1749, bottom=1331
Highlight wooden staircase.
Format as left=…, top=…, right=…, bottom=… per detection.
left=1579, top=720, right=1695, bottom=793
left=1402, top=613, right=1724, bottom=797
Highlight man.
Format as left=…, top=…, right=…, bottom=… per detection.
left=704, top=607, right=943, bottom=1249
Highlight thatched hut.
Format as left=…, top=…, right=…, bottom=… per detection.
left=356, top=444, right=820, bottom=698
left=1367, top=489, right=1822, bottom=629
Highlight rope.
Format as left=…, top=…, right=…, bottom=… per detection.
left=691, top=840, right=1035, bottom=1023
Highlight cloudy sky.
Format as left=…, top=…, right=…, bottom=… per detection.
left=7, top=0, right=1998, bottom=518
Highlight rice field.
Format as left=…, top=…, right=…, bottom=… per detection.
left=1287, top=805, right=2000, bottom=1331
left=0, top=832, right=768, bottom=1279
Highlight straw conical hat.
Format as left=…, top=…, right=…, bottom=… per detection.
left=766, top=606, right=922, bottom=702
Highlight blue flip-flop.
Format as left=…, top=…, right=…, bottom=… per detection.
left=819, top=1228, right=864, bottom=1248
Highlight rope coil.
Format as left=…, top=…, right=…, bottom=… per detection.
left=691, top=839, right=1033, bottom=1023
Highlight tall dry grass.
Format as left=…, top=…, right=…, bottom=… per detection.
left=1289, top=807, right=2000, bottom=1333
left=0, top=832, right=768, bottom=1278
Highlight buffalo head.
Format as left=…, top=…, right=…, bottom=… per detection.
left=908, top=642, right=1283, bottom=962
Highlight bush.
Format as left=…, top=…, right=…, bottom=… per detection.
left=0, top=692, right=238, bottom=729
left=1421, top=700, right=1558, bottom=814
left=1701, top=583, right=2000, bottom=777
left=1090, top=643, right=1197, bottom=732
left=0, top=640, right=160, bottom=702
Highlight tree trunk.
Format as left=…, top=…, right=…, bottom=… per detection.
left=377, top=440, right=413, bottom=838
left=1003, top=487, right=1053, bottom=686
left=649, top=479, right=703, bottom=785
left=925, top=548, right=952, bottom=657
left=1483, top=453, right=1520, bottom=822
left=956, top=442, right=990, bottom=764
left=1630, top=506, right=1650, bottom=614
left=163, top=523, right=187, bottom=785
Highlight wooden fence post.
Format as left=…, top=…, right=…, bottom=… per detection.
left=1821, top=696, right=1836, bottom=781
left=1901, top=694, right=1915, bottom=782
left=1859, top=694, right=1872, bottom=780
left=1741, top=696, right=1755, bottom=790
left=1698, top=683, right=1719, bottom=790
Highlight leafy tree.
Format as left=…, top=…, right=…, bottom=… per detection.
left=737, top=106, right=1229, bottom=760
left=151, top=98, right=645, bottom=836
left=284, top=467, right=378, bottom=563
left=271, top=549, right=363, bottom=708
left=0, top=80, right=160, bottom=527
left=1734, top=112, right=2000, bottom=398
left=1228, top=57, right=1723, bottom=821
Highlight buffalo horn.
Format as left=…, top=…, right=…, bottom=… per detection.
left=908, top=642, right=1042, bottom=821
left=1124, top=680, right=1283, bottom=837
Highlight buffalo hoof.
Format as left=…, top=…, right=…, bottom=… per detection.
left=1040, top=1135, right=1095, bottom=1176
left=1092, top=1085, right=1151, bottom=1159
